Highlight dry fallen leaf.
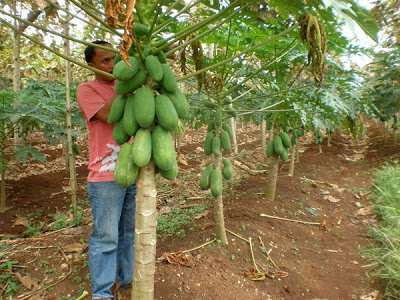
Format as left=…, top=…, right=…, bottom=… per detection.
left=324, top=195, right=341, bottom=203
left=244, top=271, right=266, bottom=281
left=194, top=211, right=209, bottom=220
left=15, top=272, right=38, bottom=290
left=330, top=183, right=345, bottom=193
left=355, top=206, right=373, bottom=216
left=343, top=153, right=364, bottom=161
left=61, top=227, right=83, bottom=236
left=32, top=0, right=47, bottom=9
left=360, top=290, right=379, bottom=300
left=321, top=190, right=330, bottom=195
left=14, top=217, right=29, bottom=227
left=177, top=153, right=188, bottom=166
left=162, top=252, right=195, bottom=267
left=62, top=243, right=84, bottom=254
left=29, top=295, right=46, bottom=300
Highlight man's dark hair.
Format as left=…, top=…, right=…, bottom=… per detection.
left=84, top=40, right=111, bottom=63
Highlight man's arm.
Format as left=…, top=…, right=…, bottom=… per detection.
left=94, top=98, right=114, bottom=123
left=76, top=83, right=116, bottom=124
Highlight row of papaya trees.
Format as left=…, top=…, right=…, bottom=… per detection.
left=1, top=0, right=398, bottom=299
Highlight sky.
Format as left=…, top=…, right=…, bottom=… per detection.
left=2, top=0, right=379, bottom=69
left=339, top=0, right=378, bottom=68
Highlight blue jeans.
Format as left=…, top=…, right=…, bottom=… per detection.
left=88, top=181, right=136, bottom=299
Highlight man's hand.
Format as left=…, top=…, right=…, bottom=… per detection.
left=94, top=97, right=115, bottom=123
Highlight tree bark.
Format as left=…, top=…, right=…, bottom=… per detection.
left=11, top=3, right=42, bottom=147
left=289, top=145, right=295, bottom=177
left=382, top=121, right=386, bottom=142
left=260, top=119, right=266, bottom=161
left=265, top=155, right=279, bottom=201
left=0, top=126, right=6, bottom=213
left=229, top=104, right=238, bottom=154
left=63, top=0, right=78, bottom=219
left=0, top=168, right=5, bottom=213
left=132, top=162, right=157, bottom=300
left=213, top=155, right=228, bottom=244
left=12, top=0, right=21, bottom=146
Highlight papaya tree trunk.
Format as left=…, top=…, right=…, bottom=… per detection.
left=229, top=103, right=238, bottom=154
left=0, top=126, right=6, bottom=213
left=269, top=126, right=274, bottom=142
left=318, top=144, right=322, bottom=154
left=288, top=145, right=295, bottom=177
left=63, top=1, right=78, bottom=219
left=12, top=0, right=21, bottom=146
left=0, top=168, right=5, bottom=213
left=394, top=129, right=397, bottom=147
left=260, top=119, right=266, bottom=161
left=384, top=121, right=388, bottom=144
left=265, top=155, right=279, bottom=201
left=132, top=161, right=157, bottom=300
left=175, top=135, right=181, bottom=154
left=327, top=133, right=332, bottom=147
left=296, top=144, right=300, bottom=163
left=382, top=121, right=386, bottom=143
left=213, top=155, right=228, bottom=244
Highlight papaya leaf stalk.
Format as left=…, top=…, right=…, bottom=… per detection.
left=42, top=0, right=117, bottom=35
left=152, top=0, right=203, bottom=35
left=0, top=19, right=115, bottom=79
left=145, top=0, right=163, bottom=41
left=0, top=9, right=120, bottom=54
left=222, top=40, right=299, bottom=98
left=178, top=25, right=299, bottom=82
left=69, top=0, right=119, bottom=35
left=154, top=0, right=244, bottom=50
left=165, top=8, right=240, bottom=57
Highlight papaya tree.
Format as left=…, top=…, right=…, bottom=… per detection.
left=0, top=1, right=380, bottom=300
left=0, top=85, right=58, bottom=212
left=199, top=83, right=235, bottom=245
left=63, top=0, right=78, bottom=218
left=364, top=49, right=400, bottom=144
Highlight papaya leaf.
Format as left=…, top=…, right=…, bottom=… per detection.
left=12, top=145, right=46, bottom=164
left=269, top=0, right=308, bottom=17
left=136, top=0, right=159, bottom=26
left=326, top=0, right=379, bottom=43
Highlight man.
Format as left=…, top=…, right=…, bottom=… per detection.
left=76, top=41, right=136, bottom=300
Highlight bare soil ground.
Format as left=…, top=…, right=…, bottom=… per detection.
left=1, top=121, right=395, bottom=300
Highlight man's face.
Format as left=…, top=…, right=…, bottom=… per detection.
left=89, top=44, right=116, bottom=82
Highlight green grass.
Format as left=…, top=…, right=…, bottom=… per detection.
left=0, top=259, right=21, bottom=297
left=157, top=204, right=207, bottom=238
left=22, top=205, right=84, bottom=237
left=362, top=164, right=400, bottom=299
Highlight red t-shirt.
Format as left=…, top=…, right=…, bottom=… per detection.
left=76, top=79, right=120, bottom=182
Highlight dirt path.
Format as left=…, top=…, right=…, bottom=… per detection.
left=1, top=122, right=393, bottom=299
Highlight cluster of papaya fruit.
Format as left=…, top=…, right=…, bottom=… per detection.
left=107, top=23, right=189, bottom=188
left=266, top=132, right=291, bottom=161
left=315, top=130, right=323, bottom=144
left=291, top=129, right=304, bottom=145
left=371, top=105, right=388, bottom=123
left=392, top=114, right=398, bottom=130
left=200, top=110, right=234, bottom=197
